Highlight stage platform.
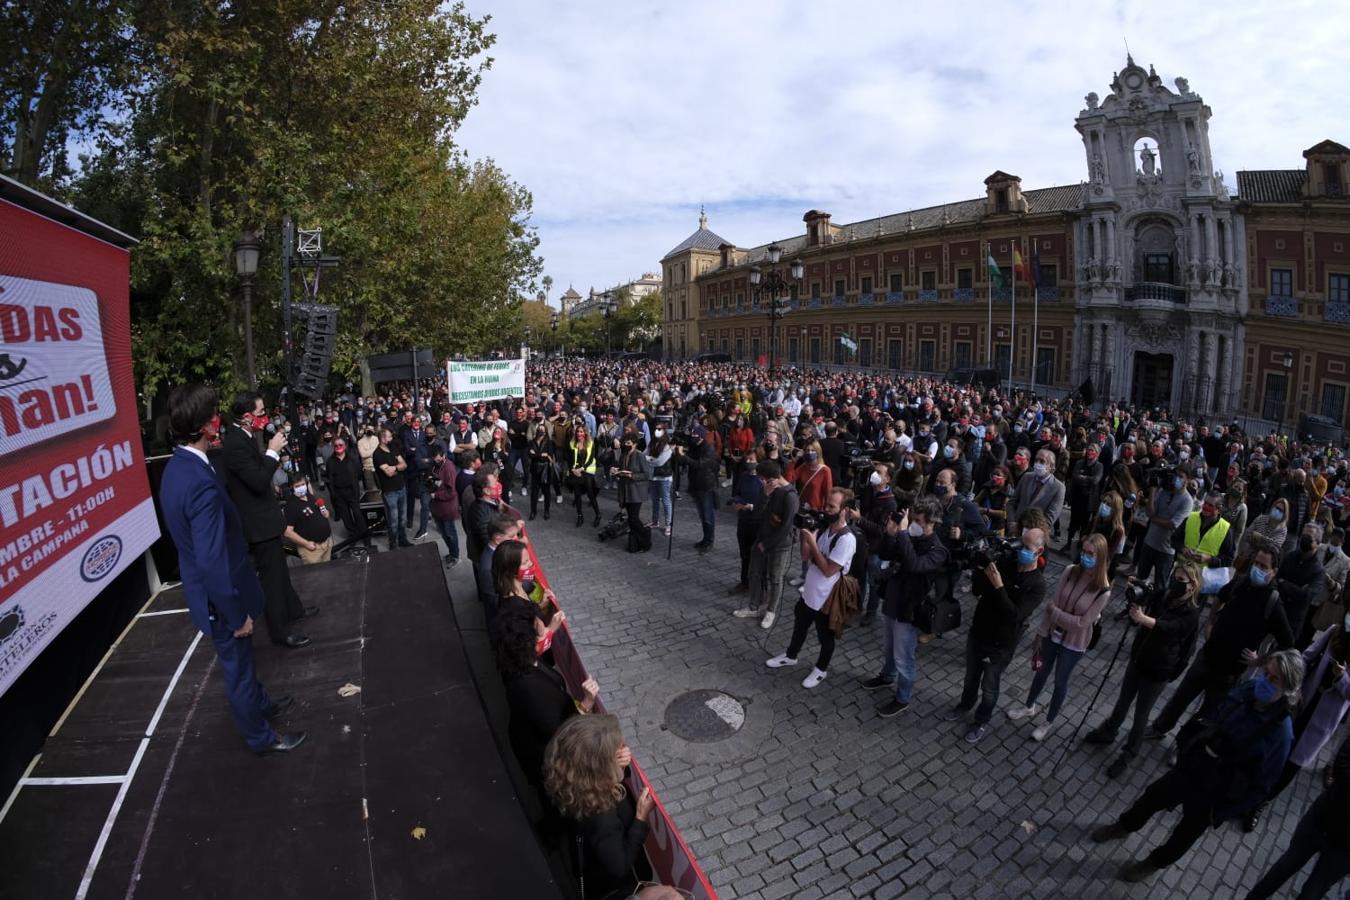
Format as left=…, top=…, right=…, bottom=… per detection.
left=0, top=544, right=563, bottom=900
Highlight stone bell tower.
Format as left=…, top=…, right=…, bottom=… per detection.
left=1072, top=57, right=1245, bottom=417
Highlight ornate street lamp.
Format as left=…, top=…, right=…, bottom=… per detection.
left=748, top=242, right=803, bottom=374
left=1279, top=350, right=1295, bottom=437
left=551, top=310, right=561, bottom=356
left=233, top=230, right=261, bottom=389
left=601, top=297, right=617, bottom=355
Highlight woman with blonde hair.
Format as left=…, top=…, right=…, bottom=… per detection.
left=544, top=714, right=654, bottom=899
left=1092, top=491, right=1128, bottom=580
left=1009, top=533, right=1114, bottom=741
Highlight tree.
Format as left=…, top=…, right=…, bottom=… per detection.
left=616, top=289, right=662, bottom=351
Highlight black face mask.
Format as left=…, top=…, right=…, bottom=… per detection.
left=1168, top=579, right=1189, bottom=601
left=1300, top=535, right=1315, bottom=553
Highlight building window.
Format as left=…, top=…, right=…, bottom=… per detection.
left=1329, top=273, right=1350, bottom=303
left=788, top=337, right=800, bottom=363
left=995, top=343, right=1012, bottom=378
left=734, top=338, right=744, bottom=360
left=888, top=273, right=904, bottom=293
left=1039, top=264, right=1058, bottom=287
left=681, top=300, right=687, bottom=318
left=919, top=340, right=936, bottom=372
left=735, top=292, right=743, bottom=305
left=996, top=189, right=1009, bottom=212
left=953, top=341, right=972, bottom=369
left=833, top=336, right=845, bottom=365
left=1144, top=253, right=1173, bottom=284
left=921, top=270, right=936, bottom=291
left=834, top=278, right=846, bottom=298
left=809, top=337, right=821, bottom=364
left=860, top=276, right=873, bottom=294
left=1271, top=268, right=1293, bottom=297
left=859, top=338, right=873, bottom=368
left=751, top=337, right=760, bottom=361
left=811, top=282, right=822, bottom=299
left=1262, top=372, right=1290, bottom=421
left=956, top=269, right=973, bottom=290
left=721, top=338, right=729, bottom=353
left=1322, top=383, right=1347, bottom=423
left=1328, top=163, right=1344, bottom=197
left=887, top=339, right=903, bottom=370
left=1035, top=348, right=1057, bottom=384
left=789, top=284, right=799, bottom=300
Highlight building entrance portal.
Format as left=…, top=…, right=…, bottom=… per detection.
left=1132, top=352, right=1174, bottom=411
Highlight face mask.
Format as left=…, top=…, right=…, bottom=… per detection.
left=1173, top=476, right=1185, bottom=491
left=1179, top=451, right=1190, bottom=461
left=903, top=460, right=915, bottom=470
left=1300, top=535, right=1315, bottom=553
left=869, top=471, right=883, bottom=486
left=1018, top=547, right=1038, bottom=567
left=933, top=483, right=950, bottom=496
left=1252, top=673, right=1280, bottom=704
left=1270, top=509, right=1285, bottom=523
left=1336, top=486, right=1345, bottom=496
left=943, top=446, right=956, bottom=459
left=1079, top=553, right=1097, bottom=570
left=1013, top=425, right=1024, bottom=433
left=1250, top=566, right=1273, bottom=587
left=1168, top=579, right=1189, bottom=600
left=907, top=522, right=924, bottom=537
left=294, top=484, right=308, bottom=497
left=1033, top=462, right=1049, bottom=478
left=1098, top=503, right=1111, bottom=518
left=992, top=476, right=1005, bottom=487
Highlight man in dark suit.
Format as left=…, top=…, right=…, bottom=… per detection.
left=221, top=392, right=314, bottom=648
left=159, top=385, right=305, bottom=754
left=324, top=436, right=368, bottom=547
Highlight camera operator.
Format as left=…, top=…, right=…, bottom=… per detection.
left=766, top=488, right=858, bottom=690
left=1084, top=562, right=1203, bottom=779
left=847, top=462, right=900, bottom=623
left=926, top=468, right=987, bottom=640
left=862, top=496, right=950, bottom=717
left=678, top=424, right=720, bottom=554
left=943, top=526, right=1048, bottom=744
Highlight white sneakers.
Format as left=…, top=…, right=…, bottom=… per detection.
left=1032, top=720, right=1054, bottom=742
left=732, top=607, right=758, bottom=618
left=765, top=656, right=827, bottom=689
left=801, top=668, right=828, bottom=689
left=1007, top=703, right=1039, bottom=722
left=760, top=612, right=776, bottom=629
left=765, top=654, right=797, bottom=668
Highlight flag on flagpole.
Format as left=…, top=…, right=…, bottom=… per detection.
left=986, top=250, right=1004, bottom=290
left=839, top=334, right=858, bottom=353
left=1012, top=241, right=1029, bottom=283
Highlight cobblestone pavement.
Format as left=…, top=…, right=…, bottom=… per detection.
left=509, top=485, right=1335, bottom=900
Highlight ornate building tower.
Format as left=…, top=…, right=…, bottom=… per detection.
left=1073, top=57, right=1245, bottom=416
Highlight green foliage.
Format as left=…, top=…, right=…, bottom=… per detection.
left=32, top=1, right=543, bottom=397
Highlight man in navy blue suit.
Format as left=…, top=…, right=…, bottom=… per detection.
left=159, top=384, right=306, bottom=755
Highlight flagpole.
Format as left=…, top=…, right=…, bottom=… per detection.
left=1009, top=241, right=1016, bottom=389
left=985, top=241, right=993, bottom=365
left=1031, top=236, right=1039, bottom=395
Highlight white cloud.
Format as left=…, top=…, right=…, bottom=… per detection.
left=455, top=0, right=1349, bottom=302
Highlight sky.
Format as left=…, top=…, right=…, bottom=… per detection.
left=454, top=0, right=1349, bottom=307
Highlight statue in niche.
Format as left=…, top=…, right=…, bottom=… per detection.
left=1186, top=144, right=1201, bottom=173
left=1090, top=153, right=1106, bottom=184
left=1085, top=92, right=1099, bottom=110
left=1175, top=76, right=1190, bottom=94
left=1139, top=144, right=1157, bottom=176
left=1088, top=258, right=1100, bottom=282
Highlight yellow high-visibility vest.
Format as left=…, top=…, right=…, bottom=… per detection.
left=1184, top=511, right=1230, bottom=558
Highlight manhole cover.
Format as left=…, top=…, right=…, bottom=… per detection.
left=663, top=690, right=745, bottom=742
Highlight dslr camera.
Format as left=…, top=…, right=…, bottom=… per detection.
left=794, top=509, right=824, bottom=531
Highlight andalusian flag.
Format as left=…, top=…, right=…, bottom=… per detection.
left=1012, top=242, right=1029, bottom=282
left=986, top=250, right=1004, bottom=289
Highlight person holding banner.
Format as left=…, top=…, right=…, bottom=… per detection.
left=160, top=384, right=306, bottom=755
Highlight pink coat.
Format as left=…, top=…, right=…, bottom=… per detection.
left=1035, top=567, right=1111, bottom=653
left=1291, top=626, right=1350, bottom=768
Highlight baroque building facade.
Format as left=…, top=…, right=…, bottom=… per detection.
left=659, top=58, right=1350, bottom=429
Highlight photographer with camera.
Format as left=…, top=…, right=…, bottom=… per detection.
left=926, top=467, right=987, bottom=641
left=848, top=463, right=900, bottom=623
left=1084, top=562, right=1203, bottom=779
left=678, top=424, right=720, bottom=554
left=766, top=488, right=858, bottom=690
left=734, top=460, right=799, bottom=628
left=862, top=496, right=950, bottom=717
left=943, top=527, right=1048, bottom=744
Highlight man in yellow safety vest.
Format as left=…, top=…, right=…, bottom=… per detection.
left=1174, top=490, right=1236, bottom=571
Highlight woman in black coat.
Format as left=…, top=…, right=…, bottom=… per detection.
left=1084, top=561, right=1202, bottom=778
left=527, top=424, right=556, bottom=520
left=544, top=715, right=655, bottom=900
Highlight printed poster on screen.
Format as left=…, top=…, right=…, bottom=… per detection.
left=0, top=222, right=158, bottom=698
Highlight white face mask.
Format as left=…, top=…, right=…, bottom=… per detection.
left=907, top=522, right=924, bottom=538
left=294, top=484, right=308, bottom=497
left=869, top=471, right=883, bottom=486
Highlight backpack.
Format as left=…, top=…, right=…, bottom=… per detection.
left=827, top=526, right=868, bottom=582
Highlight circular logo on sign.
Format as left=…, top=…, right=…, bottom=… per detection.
left=0, top=606, right=24, bottom=645
left=80, top=535, right=123, bottom=583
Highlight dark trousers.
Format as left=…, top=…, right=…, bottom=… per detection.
left=786, top=598, right=835, bottom=670
left=691, top=489, right=716, bottom=545
left=1151, top=653, right=1233, bottom=734
left=736, top=522, right=758, bottom=587
left=530, top=471, right=553, bottom=517
left=509, top=447, right=530, bottom=490
left=960, top=635, right=1012, bottom=725
left=572, top=475, right=599, bottom=516
left=210, top=617, right=276, bottom=751
left=405, top=477, right=430, bottom=532
left=330, top=491, right=367, bottom=543
left=1136, top=544, right=1175, bottom=588
left=1100, top=661, right=1168, bottom=754
left=1244, top=798, right=1350, bottom=900
left=1116, top=767, right=1216, bottom=868
left=624, top=501, right=643, bottom=529
left=247, top=536, right=303, bottom=643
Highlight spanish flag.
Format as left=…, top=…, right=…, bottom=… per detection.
left=1012, top=242, right=1030, bottom=283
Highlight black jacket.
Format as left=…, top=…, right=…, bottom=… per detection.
left=970, top=560, right=1047, bottom=654
left=572, top=794, right=652, bottom=900
left=1205, top=576, right=1294, bottom=676
left=325, top=450, right=364, bottom=500
left=1129, top=585, right=1203, bottom=682
left=503, top=663, right=576, bottom=788
left=220, top=423, right=284, bottom=542
left=879, top=531, right=949, bottom=623
left=464, top=497, right=501, bottom=566
left=1277, top=552, right=1327, bottom=638
left=683, top=440, right=719, bottom=492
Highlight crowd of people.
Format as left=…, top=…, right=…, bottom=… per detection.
left=167, top=354, right=1350, bottom=896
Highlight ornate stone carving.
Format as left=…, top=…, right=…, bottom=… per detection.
left=1125, top=320, right=1182, bottom=347
left=1139, top=144, right=1157, bottom=176
left=1090, top=153, right=1106, bottom=184
left=1186, top=144, right=1201, bottom=173
left=1085, top=92, right=1099, bottom=110
left=1175, top=76, right=1190, bottom=95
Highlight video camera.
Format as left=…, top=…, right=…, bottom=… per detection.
left=794, top=509, right=825, bottom=531
left=963, top=535, right=1021, bottom=571
left=1145, top=461, right=1174, bottom=489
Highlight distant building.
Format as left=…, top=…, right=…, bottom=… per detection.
left=568, top=272, right=662, bottom=318
left=559, top=285, right=582, bottom=317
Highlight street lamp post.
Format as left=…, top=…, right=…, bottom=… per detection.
left=1279, top=350, right=1295, bottom=437
left=551, top=311, right=560, bottom=356
left=233, top=230, right=261, bottom=389
left=602, top=298, right=617, bottom=356
left=747, top=243, right=803, bottom=375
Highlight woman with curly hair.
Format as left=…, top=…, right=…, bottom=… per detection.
left=544, top=715, right=655, bottom=899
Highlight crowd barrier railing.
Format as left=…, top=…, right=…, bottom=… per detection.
left=523, top=538, right=718, bottom=900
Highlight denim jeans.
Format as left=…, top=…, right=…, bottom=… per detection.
left=1244, top=797, right=1350, bottom=900
left=880, top=618, right=921, bottom=703
left=650, top=478, right=672, bottom=527
left=691, top=489, right=716, bottom=545
left=434, top=515, right=460, bottom=562
left=383, top=488, right=407, bottom=548
left=960, top=635, right=1012, bottom=725
left=404, top=476, right=430, bottom=533
left=749, top=546, right=792, bottom=617
left=1025, top=638, right=1084, bottom=722
left=864, top=555, right=886, bottom=615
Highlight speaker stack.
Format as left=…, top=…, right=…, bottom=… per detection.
left=291, top=303, right=338, bottom=398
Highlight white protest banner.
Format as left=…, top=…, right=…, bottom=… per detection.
left=447, top=358, right=526, bottom=403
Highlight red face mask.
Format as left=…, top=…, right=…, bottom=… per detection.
left=488, top=482, right=503, bottom=501
left=203, top=414, right=222, bottom=440
left=992, top=476, right=1006, bottom=486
